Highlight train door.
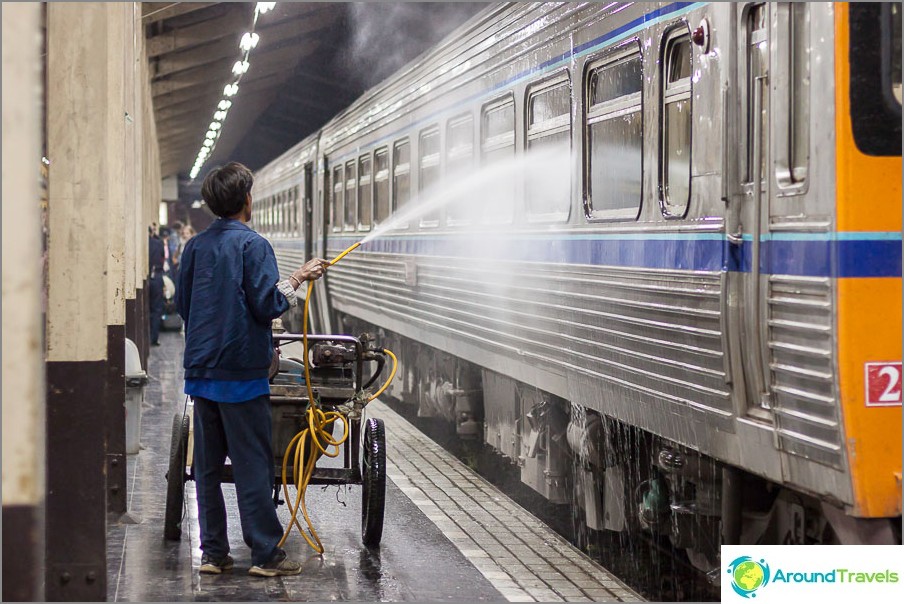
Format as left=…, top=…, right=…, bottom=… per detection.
left=735, top=3, right=774, bottom=419
left=733, top=3, right=820, bottom=421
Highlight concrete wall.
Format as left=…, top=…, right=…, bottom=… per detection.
left=2, top=3, right=47, bottom=601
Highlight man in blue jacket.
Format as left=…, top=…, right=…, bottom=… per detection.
left=177, top=162, right=330, bottom=577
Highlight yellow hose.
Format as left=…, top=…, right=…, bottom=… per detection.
left=277, top=404, right=348, bottom=551
left=278, top=240, right=398, bottom=552
left=367, top=348, right=398, bottom=402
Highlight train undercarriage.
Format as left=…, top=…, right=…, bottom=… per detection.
left=302, top=311, right=900, bottom=598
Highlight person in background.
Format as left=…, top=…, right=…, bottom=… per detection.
left=176, top=161, right=330, bottom=577
left=166, top=221, right=182, bottom=279
left=148, top=226, right=165, bottom=346
left=173, top=223, right=196, bottom=273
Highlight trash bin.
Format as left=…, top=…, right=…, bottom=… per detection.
left=125, top=337, right=149, bottom=454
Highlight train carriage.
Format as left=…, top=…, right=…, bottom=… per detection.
left=252, top=1, right=902, bottom=579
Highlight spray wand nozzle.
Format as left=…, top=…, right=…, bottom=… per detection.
left=329, top=241, right=361, bottom=266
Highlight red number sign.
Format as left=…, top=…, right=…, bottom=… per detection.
left=865, top=362, right=903, bottom=407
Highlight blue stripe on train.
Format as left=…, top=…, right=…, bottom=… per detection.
left=310, top=233, right=903, bottom=278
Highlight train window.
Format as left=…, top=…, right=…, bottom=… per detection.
left=280, top=191, right=286, bottom=236
left=445, top=113, right=473, bottom=224
left=892, top=4, right=903, bottom=105
left=747, top=5, right=768, bottom=182
left=265, top=196, right=272, bottom=233
left=358, top=154, right=372, bottom=230
left=279, top=191, right=286, bottom=237
left=480, top=95, right=515, bottom=223
left=294, top=186, right=300, bottom=237
left=373, top=147, right=390, bottom=224
left=585, top=44, right=643, bottom=219
left=284, top=190, right=290, bottom=235
left=419, top=127, right=441, bottom=226
left=292, top=188, right=297, bottom=235
left=344, top=160, right=356, bottom=231
left=848, top=3, right=902, bottom=155
left=331, top=165, right=343, bottom=232
left=773, top=3, right=810, bottom=189
left=289, top=187, right=296, bottom=237
left=661, top=31, right=692, bottom=216
left=392, top=139, right=411, bottom=216
left=284, top=190, right=290, bottom=236
left=526, top=76, right=571, bottom=221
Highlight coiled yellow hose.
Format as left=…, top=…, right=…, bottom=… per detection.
left=277, top=242, right=398, bottom=552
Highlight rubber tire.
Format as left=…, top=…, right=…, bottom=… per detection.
left=361, top=418, right=386, bottom=547
left=164, top=412, right=189, bottom=541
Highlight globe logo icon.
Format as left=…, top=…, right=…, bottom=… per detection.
left=727, top=556, right=771, bottom=598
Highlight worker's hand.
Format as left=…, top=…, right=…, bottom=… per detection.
left=292, top=258, right=330, bottom=284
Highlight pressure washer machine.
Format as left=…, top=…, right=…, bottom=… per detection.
left=163, top=330, right=397, bottom=551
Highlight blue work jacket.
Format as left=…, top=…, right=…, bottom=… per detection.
left=176, top=218, right=288, bottom=381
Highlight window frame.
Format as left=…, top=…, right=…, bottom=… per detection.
left=344, top=159, right=357, bottom=231
left=391, top=138, right=411, bottom=229
left=583, top=39, right=644, bottom=222
left=445, top=112, right=475, bottom=226
left=418, top=125, right=441, bottom=228
left=525, top=70, right=573, bottom=223
left=331, top=164, right=344, bottom=233
left=357, top=152, right=373, bottom=231
left=773, top=2, right=810, bottom=194
left=373, top=146, right=390, bottom=226
left=480, top=93, right=517, bottom=225
left=659, top=25, right=693, bottom=219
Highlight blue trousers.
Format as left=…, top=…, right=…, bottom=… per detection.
left=192, top=395, right=283, bottom=566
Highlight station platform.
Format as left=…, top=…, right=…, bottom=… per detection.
left=106, top=331, right=642, bottom=602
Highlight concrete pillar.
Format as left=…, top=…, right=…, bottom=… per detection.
left=45, top=2, right=137, bottom=598
left=2, top=3, right=46, bottom=601
left=124, top=2, right=141, bottom=376
left=139, top=49, right=162, bottom=365
left=103, top=1, right=129, bottom=516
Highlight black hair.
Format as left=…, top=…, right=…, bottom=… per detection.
left=200, top=162, right=254, bottom=218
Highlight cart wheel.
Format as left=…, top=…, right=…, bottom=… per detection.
left=164, top=412, right=189, bottom=541
left=361, top=417, right=386, bottom=547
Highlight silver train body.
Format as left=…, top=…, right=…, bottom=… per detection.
left=252, top=1, right=902, bottom=571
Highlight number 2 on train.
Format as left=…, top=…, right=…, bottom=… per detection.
left=865, top=362, right=903, bottom=406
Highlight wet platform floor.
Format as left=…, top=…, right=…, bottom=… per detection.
left=107, top=330, right=642, bottom=602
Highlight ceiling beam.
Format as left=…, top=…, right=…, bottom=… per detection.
left=152, top=37, right=319, bottom=98
left=151, top=37, right=236, bottom=79
left=142, top=3, right=217, bottom=24
left=152, top=62, right=233, bottom=97
left=157, top=81, right=288, bottom=157
left=150, top=7, right=332, bottom=80
left=147, top=6, right=249, bottom=57
left=153, top=89, right=223, bottom=120
left=150, top=8, right=330, bottom=92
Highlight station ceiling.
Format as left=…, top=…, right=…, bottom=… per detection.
left=144, top=2, right=490, bottom=186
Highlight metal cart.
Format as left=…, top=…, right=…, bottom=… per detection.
left=163, top=333, right=390, bottom=548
